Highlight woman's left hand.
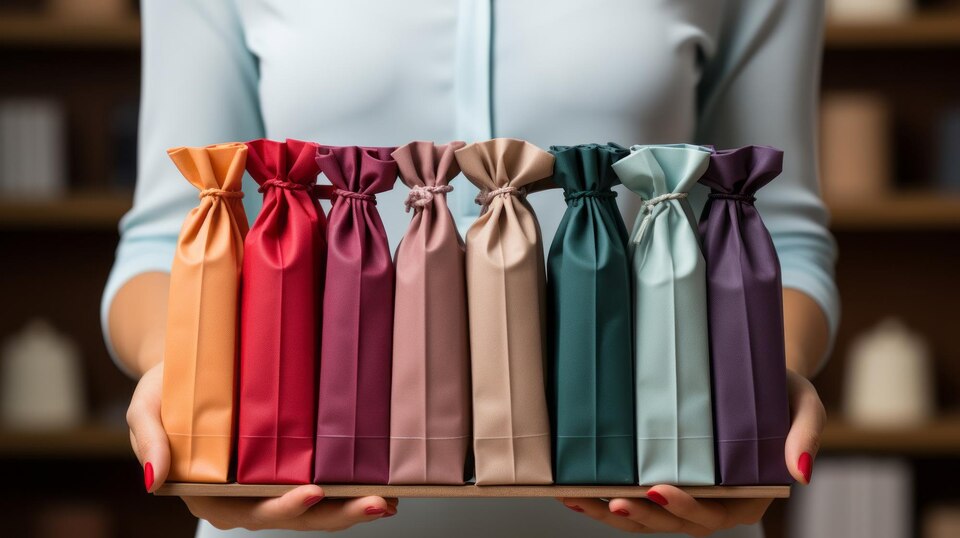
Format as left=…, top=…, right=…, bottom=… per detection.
left=558, top=370, right=825, bottom=536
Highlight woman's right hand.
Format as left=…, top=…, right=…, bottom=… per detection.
left=126, top=361, right=398, bottom=531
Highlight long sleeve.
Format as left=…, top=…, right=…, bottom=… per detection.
left=695, top=0, right=840, bottom=365
left=100, top=0, right=264, bottom=374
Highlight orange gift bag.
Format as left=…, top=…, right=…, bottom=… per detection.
left=161, top=143, right=249, bottom=483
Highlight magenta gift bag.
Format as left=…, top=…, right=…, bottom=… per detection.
left=314, top=145, right=398, bottom=484
left=698, top=145, right=793, bottom=485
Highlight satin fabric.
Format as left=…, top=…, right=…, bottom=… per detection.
left=313, top=146, right=398, bottom=484
left=699, top=145, right=793, bottom=485
left=237, top=139, right=325, bottom=484
left=545, top=144, right=635, bottom=485
left=614, top=144, right=716, bottom=485
left=387, top=141, right=471, bottom=485
left=455, top=138, right=554, bottom=485
left=161, top=143, right=249, bottom=483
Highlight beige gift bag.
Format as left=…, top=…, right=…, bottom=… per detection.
left=454, top=138, right=554, bottom=485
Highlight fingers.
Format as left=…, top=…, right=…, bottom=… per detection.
left=248, top=485, right=327, bottom=525
left=126, top=363, right=169, bottom=492
left=302, top=495, right=393, bottom=531
left=640, top=487, right=728, bottom=531
left=785, top=371, right=827, bottom=484
left=558, top=498, right=646, bottom=533
left=650, top=486, right=771, bottom=531
left=183, top=488, right=394, bottom=532
left=606, top=497, right=690, bottom=534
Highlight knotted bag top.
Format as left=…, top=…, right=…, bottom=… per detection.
left=168, top=142, right=248, bottom=199
left=454, top=138, right=555, bottom=212
left=698, top=145, right=783, bottom=204
left=392, top=140, right=465, bottom=213
left=549, top=143, right=629, bottom=205
left=315, top=145, right=399, bottom=203
left=245, top=138, right=321, bottom=192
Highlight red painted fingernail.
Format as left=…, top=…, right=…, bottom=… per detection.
left=647, top=491, right=668, bottom=506
left=613, top=508, right=630, bottom=517
left=365, top=507, right=386, bottom=516
left=303, top=496, right=323, bottom=508
left=799, top=452, right=813, bottom=483
left=143, top=462, right=154, bottom=492
left=566, top=504, right=584, bottom=513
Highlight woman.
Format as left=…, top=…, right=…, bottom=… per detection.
left=103, top=0, right=837, bottom=536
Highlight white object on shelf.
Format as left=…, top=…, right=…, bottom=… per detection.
left=0, top=319, right=85, bottom=430
left=827, top=0, right=914, bottom=22
left=843, top=318, right=935, bottom=427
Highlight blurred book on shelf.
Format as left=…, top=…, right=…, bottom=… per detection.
left=109, top=99, right=138, bottom=190
left=820, top=92, right=893, bottom=204
left=936, top=106, right=960, bottom=192
left=925, top=504, right=960, bottom=538
left=0, top=98, right=66, bottom=200
left=789, top=458, right=913, bottom=538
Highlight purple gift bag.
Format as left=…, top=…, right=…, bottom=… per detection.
left=698, top=145, right=793, bottom=485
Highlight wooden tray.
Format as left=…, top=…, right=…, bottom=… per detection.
left=156, top=483, right=790, bottom=499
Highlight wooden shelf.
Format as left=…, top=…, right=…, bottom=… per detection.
left=0, top=14, right=140, bottom=49
left=156, top=483, right=790, bottom=499
left=828, top=193, right=960, bottom=230
left=826, top=12, right=960, bottom=49
left=0, top=193, right=132, bottom=230
left=821, top=415, right=960, bottom=455
left=0, top=425, right=130, bottom=458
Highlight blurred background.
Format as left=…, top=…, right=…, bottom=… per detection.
left=0, top=0, right=958, bottom=536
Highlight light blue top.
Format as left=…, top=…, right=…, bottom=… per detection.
left=102, top=1, right=837, bottom=536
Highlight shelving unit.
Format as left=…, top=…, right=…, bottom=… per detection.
left=0, top=14, right=139, bottom=49
left=0, top=194, right=132, bottom=230
left=0, top=426, right=130, bottom=458
left=824, top=12, right=960, bottom=49
left=821, top=416, right=960, bottom=456
left=827, top=193, right=960, bottom=230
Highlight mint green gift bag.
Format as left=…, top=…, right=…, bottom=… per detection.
left=612, top=144, right=716, bottom=485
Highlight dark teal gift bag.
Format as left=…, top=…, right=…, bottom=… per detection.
left=545, top=144, right=636, bottom=484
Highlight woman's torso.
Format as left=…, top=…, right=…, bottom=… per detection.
left=199, top=1, right=756, bottom=536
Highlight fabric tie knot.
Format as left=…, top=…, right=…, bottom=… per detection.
left=198, top=188, right=244, bottom=200
left=474, top=186, right=525, bottom=208
left=257, top=178, right=309, bottom=193
left=404, top=184, right=454, bottom=213
left=564, top=190, right=617, bottom=204
left=640, top=192, right=687, bottom=213
left=333, top=188, right=377, bottom=204
left=708, top=192, right=756, bottom=204
left=633, top=192, right=688, bottom=244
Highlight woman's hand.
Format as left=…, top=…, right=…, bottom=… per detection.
left=558, top=370, right=825, bottom=536
left=126, top=361, right=398, bottom=531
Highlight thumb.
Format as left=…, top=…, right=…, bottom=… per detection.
left=126, top=363, right=170, bottom=493
left=784, top=371, right=826, bottom=485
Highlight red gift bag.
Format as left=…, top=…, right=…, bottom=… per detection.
left=237, top=139, right=326, bottom=484
left=314, top=145, right=398, bottom=484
